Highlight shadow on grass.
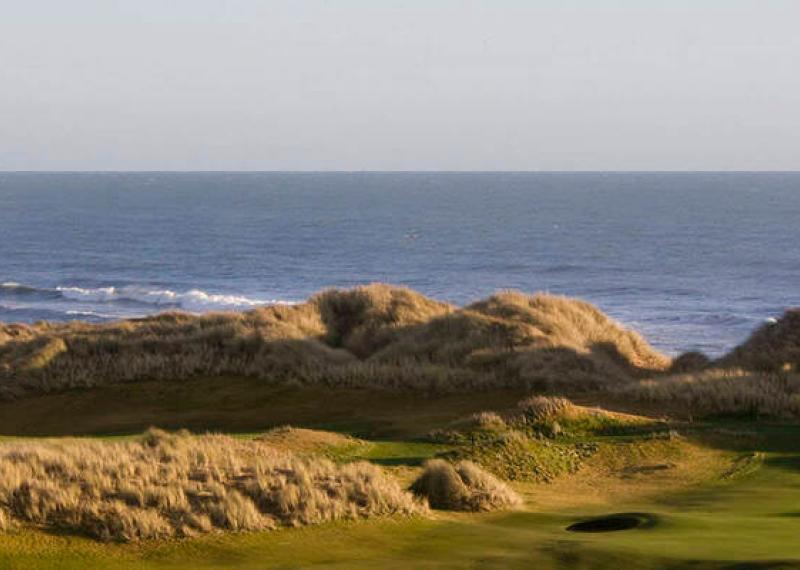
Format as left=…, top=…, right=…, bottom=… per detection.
left=681, top=423, right=800, bottom=468
left=367, top=456, right=431, bottom=467
left=538, top=540, right=800, bottom=570
left=762, top=454, right=800, bottom=473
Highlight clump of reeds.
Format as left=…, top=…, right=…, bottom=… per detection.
left=516, top=396, right=578, bottom=423
left=410, top=459, right=521, bottom=512
left=466, top=411, right=508, bottom=431
left=0, top=428, right=424, bottom=542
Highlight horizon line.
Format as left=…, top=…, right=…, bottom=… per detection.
left=2, top=170, right=800, bottom=174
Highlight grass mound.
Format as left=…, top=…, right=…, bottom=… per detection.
left=410, top=459, right=521, bottom=512
left=0, top=429, right=423, bottom=542
left=0, top=284, right=670, bottom=398
left=514, top=395, right=650, bottom=435
left=256, top=427, right=369, bottom=457
left=720, top=309, right=800, bottom=372
left=441, top=429, right=594, bottom=482
left=431, top=396, right=655, bottom=481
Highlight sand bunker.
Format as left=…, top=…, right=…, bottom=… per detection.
left=566, top=512, right=658, bottom=533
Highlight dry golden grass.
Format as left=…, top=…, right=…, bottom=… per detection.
left=624, top=369, right=800, bottom=419
left=0, top=429, right=423, bottom=542
left=463, top=411, right=508, bottom=431
left=0, top=324, right=38, bottom=346
left=315, top=284, right=453, bottom=357
left=0, top=284, right=671, bottom=399
left=515, top=395, right=578, bottom=423
left=468, top=291, right=670, bottom=371
left=410, top=459, right=521, bottom=512
left=0, top=508, right=9, bottom=532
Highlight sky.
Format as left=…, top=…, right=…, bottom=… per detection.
left=1, top=1, right=799, bottom=171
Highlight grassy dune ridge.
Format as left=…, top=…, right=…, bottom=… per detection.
left=2, top=284, right=798, bottom=420
left=0, top=284, right=672, bottom=398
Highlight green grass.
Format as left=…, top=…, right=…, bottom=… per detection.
left=350, top=441, right=451, bottom=467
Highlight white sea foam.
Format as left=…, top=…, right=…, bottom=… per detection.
left=55, top=285, right=292, bottom=312
left=65, top=309, right=118, bottom=318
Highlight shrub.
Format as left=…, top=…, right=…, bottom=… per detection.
left=670, top=351, right=711, bottom=373
left=410, top=459, right=521, bottom=512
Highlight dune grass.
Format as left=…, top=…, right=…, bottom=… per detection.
left=0, top=429, right=423, bottom=542
left=0, top=284, right=671, bottom=399
left=625, top=369, right=800, bottom=419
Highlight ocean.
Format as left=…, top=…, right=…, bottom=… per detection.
left=0, top=172, right=798, bottom=357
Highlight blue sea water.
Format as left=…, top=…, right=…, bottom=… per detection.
left=0, top=172, right=798, bottom=357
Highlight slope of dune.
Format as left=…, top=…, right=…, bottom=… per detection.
left=718, top=309, right=800, bottom=372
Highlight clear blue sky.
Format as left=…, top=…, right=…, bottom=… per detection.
left=2, top=1, right=798, bottom=170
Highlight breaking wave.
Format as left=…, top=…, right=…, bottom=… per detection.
left=0, top=282, right=294, bottom=321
